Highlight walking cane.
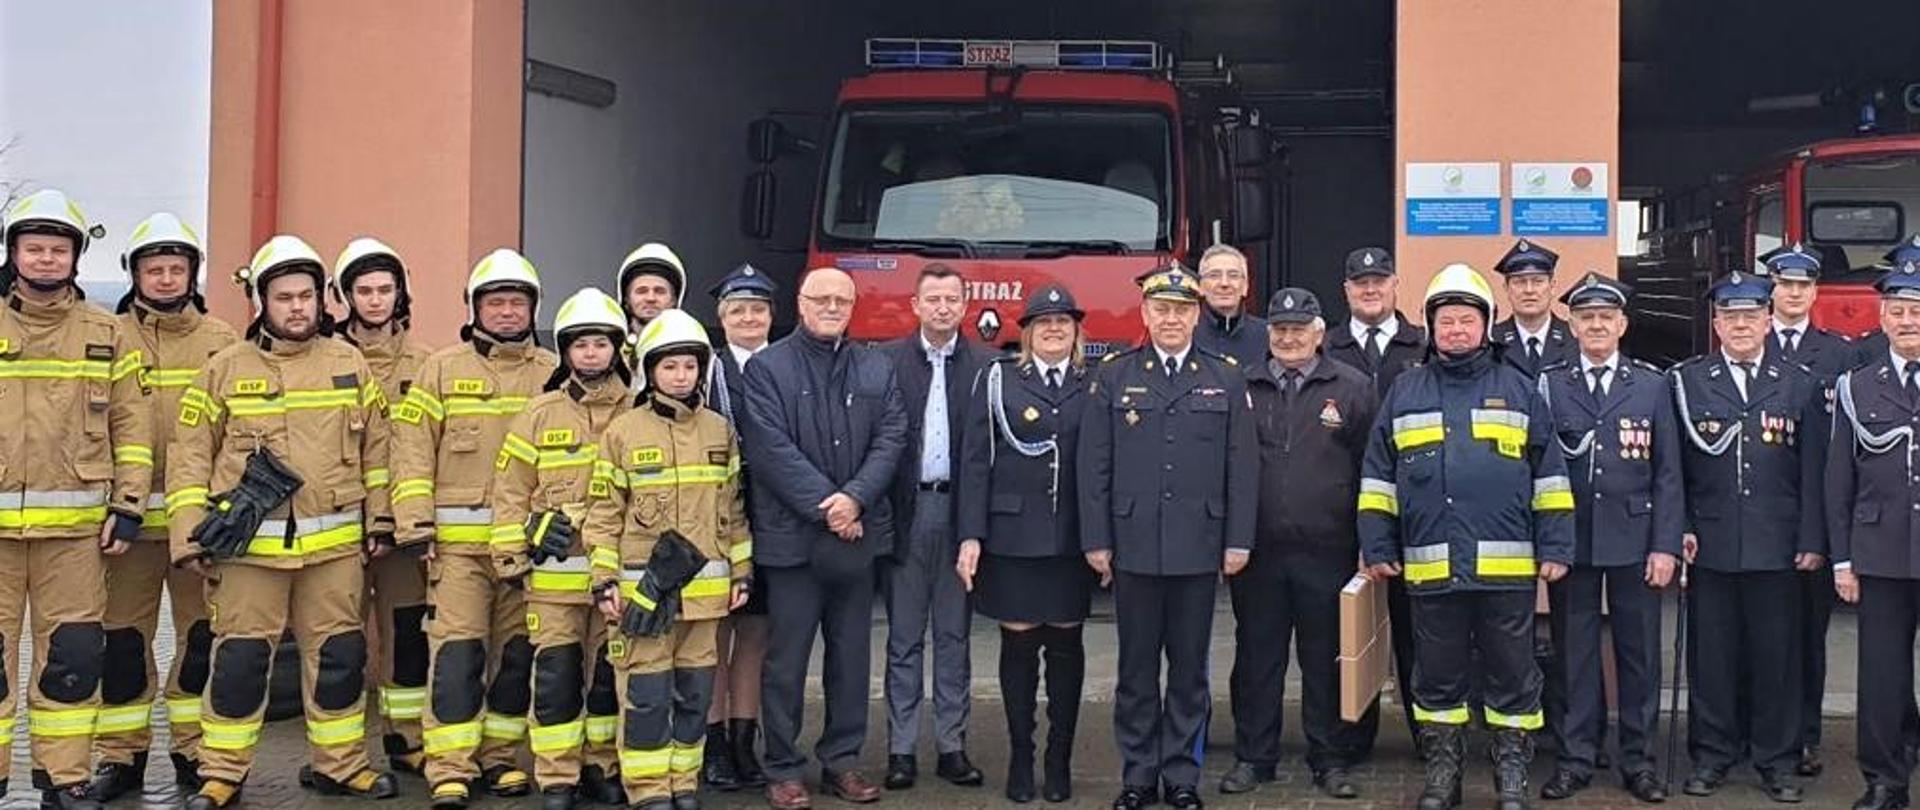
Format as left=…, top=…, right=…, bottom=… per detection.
left=1662, top=563, right=1689, bottom=793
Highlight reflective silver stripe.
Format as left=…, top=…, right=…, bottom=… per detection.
left=436, top=507, right=493, bottom=526
left=618, top=561, right=731, bottom=581
left=1468, top=408, right=1529, bottom=430
left=253, top=510, right=364, bottom=538
left=1533, top=476, right=1571, bottom=497
left=1359, top=478, right=1396, bottom=498
left=1391, top=412, right=1443, bottom=433
left=0, top=490, right=110, bottom=510
left=1404, top=543, right=1450, bottom=563
left=532, top=556, right=592, bottom=574
left=1477, top=541, right=1535, bottom=559
left=146, top=493, right=168, bottom=511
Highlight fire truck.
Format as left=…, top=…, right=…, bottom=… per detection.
left=740, top=38, right=1283, bottom=351
left=1623, top=133, right=1920, bottom=364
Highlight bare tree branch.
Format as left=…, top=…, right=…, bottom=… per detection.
left=0, top=134, right=24, bottom=212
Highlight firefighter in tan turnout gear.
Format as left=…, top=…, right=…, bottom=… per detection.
left=393, top=248, right=558, bottom=809
left=587, top=308, right=752, bottom=810
left=88, top=213, right=239, bottom=802
left=330, top=237, right=435, bottom=775
left=168, top=234, right=399, bottom=809
left=0, top=189, right=152, bottom=810
left=492, top=288, right=634, bottom=810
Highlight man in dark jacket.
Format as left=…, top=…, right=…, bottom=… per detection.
left=1194, top=244, right=1267, bottom=368
left=740, top=267, right=909, bottom=810
left=1489, top=240, right=1576, bottom=379
left=1221, top=288, right=1377, bottom=800
left=1324, top=247, right=1427, bottom=398
left=878, top=265, right=993, bottom=790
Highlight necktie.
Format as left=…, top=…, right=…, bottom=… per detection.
left=1526, top=336, right=1542, bottom=365
left=1906, top=360, right=1920, bottom=402
left=1047, top=368, right=1062, bottom=389
left=1166, top=356, right=1179, bottom=379
left=1734, top=360, right=1755, bottom=401
left=1364, top=327, right=1384, bottom=363
left=1781, top=328, right=1800, bottom=354
left=1281, top=369, right=1302, bottom=397
left=1588, top=366, right=1609, bottom=397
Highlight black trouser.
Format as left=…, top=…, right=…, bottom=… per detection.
left=1686, top=567, right=1801, bottom=777
left=1112, top=571, right=1215, bottom=789
left=1857, top=576, right=1920, bottom=789
left=1409, top=589, right=1542, bottom=730
left=1228, top=548, right=1372, bottom=772
left=1799, top=566, right=1836, bottom=752
left=1548, top=565, right=1662, bottom=778
left=760, top=560, right=875, bottom=781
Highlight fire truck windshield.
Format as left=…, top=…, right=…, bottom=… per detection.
left=1805, top=152, right=1920, bottom=270
left=819, top=104, right=1174, bottom=254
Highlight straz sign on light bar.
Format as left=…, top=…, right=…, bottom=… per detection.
left=964, top=41, right=1015, bottom=67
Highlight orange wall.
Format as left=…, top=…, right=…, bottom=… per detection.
left=1395, top=0, right=1620, bottom=319
left=207, top=0, right=525, bottom=346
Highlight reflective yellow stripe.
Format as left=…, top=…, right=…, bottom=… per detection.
left=0, top=357, right=111, bottom=380
left=530, top=571, right=594, bottom=592
left=142, top=508, right=169, bottom=530
left=437, top=507, right=494, bottom=544
left=483, top=712, right=527, bottom=741
left=1532, top=475, right=1574, bottom=512
left=629, top=462, right=738, bottom=488
left=1403, top=543, right=1451, bottom=584
left=501, top=433, right=539, bottom=467
left=670, top=740, right=704, bottom=774
left=381, top=687, right=426, bottom=720
left=29, top=707, right=96, bottom=737
left=167, top=698, right=201, bottom=725
left=201, top=717, right=261, bottom=750
left=180, top=386, right=223, bottom=420
left=439, top=525, right=493, bottom=544
left=490, top=523, right=525, bottom=546
left=308, top=714, right=365, bottom=746
left=392, top=478, right=435, bottom=503
left=1484, top=707, right=1544, bottom=730
left=590, top=546, right=622, bottom=571
left=529, top=720, right=586, bottom=753
left=363, top=467, right=391, bottom=490
left=111, top=351, right=145, bottom=382
left=93, top=703, right=153, bottom=734
left=683, top=575, right=732, bottom=599
left=584, top=715, right=617, bottom=744
left=592, top=459, right=629, bottom=491
left=226, top=388, right=361, bottom=417
left=361, top=380, right=387, bottom=409
left=619, top=746, right=673, bottom=778
left=1414, top=704, right=1472, bottom=725
left=1476, top=541, right=1537, bottom=579
left=728, top=541, right=753, bottom=564
left=423, top=721, right=482, bottom=754
left=0, top=715, right=15, bottom=746
left=538, top=446, right=598, bottom=471
left=1357, top=478, right=1398, bottom=516
left=0, top=506, right=109, bottom=529
left=403, top=388, right=446, bottom=420
left=114, top=444, right=154, bottom=467
left=147, top=368, right=199, bottom=388
left=444, top=396, right=531, bottom=417
left=166, top=486, right=210, bottom=516
left=1391, top=412, right=1445, bottom=450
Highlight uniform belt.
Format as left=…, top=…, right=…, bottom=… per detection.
left=916, top=481, right=951, bottom=493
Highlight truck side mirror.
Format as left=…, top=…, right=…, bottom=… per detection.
left=748, top=119, right=784, bottom=164
left=1231, top=125, right=1272, bottom=169
left=1232, top=178, right=1272, bottom=243
left=740, top=169, right=778, bottom=240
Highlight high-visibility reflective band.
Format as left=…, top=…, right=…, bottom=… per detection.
left=670, top=739, right=704, bottom=774
left=592, top=459, right=628, bottom=491
left=114, top=444, right=154, bottom=467
left=147, top=368, right=199, bottom=388
left=530, top=555, right=594, bottom=592
left=167, top=697, right=202, bottom=725
left=1469, top=408, right=1530, bottom=444
left=180, top=386, right=223, bottom=420
left=438, top=507, right=495, bottom=544
left=111, top=351, right=145, bottom=382
left=1391, top=412, right=1445, bottom=451
left=1403, top=543, right=1451, bottom=584
left=245, top=510, right=363, bottom=557
left=93, top=703, right=154, bottom=735
left=361, top=380, right=387, bottom=409
left=0, top=489, right=111, bottom=529
left=1413, top=704, right=1472, bottom=725
left=0, top=716, right=12, bottom=745
left=1483, top=706, right=1545, bottom=730
left=446, top=396, right=531, bottom=418
left=618, top=561, right=733, bottom=601
left=490, top=523, right=526, bottom=546
left=619, top=746, right=673, bottom=778
left=423, top=721, right=482, bottom=754
left=363, top=467, right=391, bottom=490
left=308, top=714, right=366, bottom=747
left=28, top=707, right=96, bottom=737
left=584, top=715, right=617, bottom=744
left=539, top=446, right=597, bottom=471
left=628, top=462, right=738, bottom=489
left=381, top=686, right=426, bottom=720
left=591, top=546, right=621, bottom=571
left=166, top=485, right=210, bottom=516
left=0, top=357, right=110, bottom=381
left=501, top=433, right=540, bottom=466
left=483, top=711, right=528, bottom=741
left=1532, top=475, right=1574, bottom=512
left=399, top=388, right=446, bottom=422
left=392, top=478, right=434, bottom=503
left=1476, top=541, right=1537, bottom=579
left=728, top=541, right=753, bottom=564
left=1357, top=478, right=1398, bottom=516
left=0, top=490, right=109, bottom=509
left=529, top=719, right=586, bottom=753
left=225, top=388, right=362, bottom=417
left=201, top=717, right=262, bottom=750
left=141, top=492, right=170, bottom=529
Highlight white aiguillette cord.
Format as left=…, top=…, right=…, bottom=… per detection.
left=986, top=361, right=1061, bottom=511
left=1836, top=370, right=1915, bottom=479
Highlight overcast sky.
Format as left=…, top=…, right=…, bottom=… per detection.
left=0, top=0, right=211, bottom=285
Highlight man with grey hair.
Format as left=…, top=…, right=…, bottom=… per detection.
left=1194, top=244, right=1267, bottom=368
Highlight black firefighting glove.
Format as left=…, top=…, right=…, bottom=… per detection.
left=190, top=447, right=304, bottom=559
left=526, top=510, right=576, bottom=565
left=108, top=512, right=143, bottom=543
left=617, top=530, right=709, bottom=638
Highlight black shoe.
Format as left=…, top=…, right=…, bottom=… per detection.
left=1417, top=725, right=1465, bottom=810
left=1681, top=768, right=1724, bottom=797
left=1854, top=784, right=1913, bottom=810
left=1218, top=762, right=1274, bottom=794
left=301, top=767, right=400, bottom=799
left=85, top=754, right=145, bottom=803
left=383, top=733, right=425, bottom=776
left=1763, top=774, right=1806, bottom=803
left=542, top=786, right=577, bottom=810
left=1165, top=784, right=1203, bottom=809
left=701, top=723, right=742, bottom=791
left=1111, top=784, right=1159, bottom=810
left=1799, top=745, right=1825, bottom=777
left=170, top=752, right=204, bottom=789
left=1540, top=769, right=1590, bottom=800
left=671, top=792, right=701, bottom=810
left=480, top=765, right=532, bottom=797
left=884, top=755, right=917, bottom=790
left=1596, top=749, right=1613, bottom=771
left=40, top=785, right=103, bottom=810
left=1313, top=768, right=1359, bottom=799
left=729, top=718, right=769, bottom=788
left=1624, top=770, right=1666, bottom=803
left=631, top=800, right=674, bottom=810
left=936, top=751, right=983, bottom=786
left=578, top=764, right=626, bottom=805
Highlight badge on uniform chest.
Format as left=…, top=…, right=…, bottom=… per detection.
left=1023, top=405, right=1041, bottom=423
left=1125, top=409, right=1141, bottom=427
left=1617, top=418, right=1651, bottom=460
left=1319, top=399, right=1342, bottom=427
left=1759, top=411, right=1797, bottom=446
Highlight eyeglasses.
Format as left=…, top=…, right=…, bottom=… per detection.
left=800, top=293, right=856, bottom=310
left=1199, top=269, right=1247, bottom=282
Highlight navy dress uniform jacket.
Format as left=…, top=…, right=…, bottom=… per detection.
left=1493, top=316, right=1577, bottom=379
left=1077, top=347, right=1259, bottom=576
left=1323, top=312, right=1426, bottom=399
left=1670, top=353, right=1828, bottom=572
left=1537, top=358, right=1686, bottom=567
left=1826, top=354, right=1920, bottom=579
left=956, top=357, right=1087, bottom=557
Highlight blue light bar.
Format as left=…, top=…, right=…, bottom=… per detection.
left=865, top=38, right=1162, bottom=71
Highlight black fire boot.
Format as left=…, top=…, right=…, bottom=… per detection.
left=700, top=722, right=741, bottom=791
left=1416, top=725, right=1465, bottom=810
left=85, top=751, right=146, bottom=802
left=1000, top=626, right=1043, bottom=803
left=1493, top=728, right=1536, bottom=810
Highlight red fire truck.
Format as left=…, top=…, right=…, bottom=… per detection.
left=741, top=38, right=1282, bottom=351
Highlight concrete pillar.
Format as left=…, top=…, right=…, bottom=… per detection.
left=1394, top=0, right=1620, bottom=316
left=207, top=0, right=525, bottom=345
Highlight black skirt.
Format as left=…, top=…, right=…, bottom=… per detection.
left=975, top=553, right=1094, bottom=624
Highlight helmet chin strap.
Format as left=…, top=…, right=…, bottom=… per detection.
left=21, top=274, right=71, bottom=293
left=574, top=365, right=615, bottom=382
left=139, top=291, right=191, bottom=312
left=478, top=325, right=532, bottom=344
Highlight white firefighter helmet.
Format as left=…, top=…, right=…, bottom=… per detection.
left=239, top=235, right=327, bottom=315
left=617, top=242, right=687, bottom=312
left=1423, top=262, right=1497, bottom=338
left=332, top=237, right=412, bottom=324
left=465, top=248, right=543, bottom=326
left=552, top=287, right=628, bottom=346
left=633, top=307, right=711, bottom=387
left=4, top=188, right=102, bottom=256
left=120, top=213, right=204, bottom=272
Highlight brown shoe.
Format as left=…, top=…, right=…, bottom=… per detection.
left=824, top=769, right=882, bottom=803
left=766, top=779, right=812, bottom=810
